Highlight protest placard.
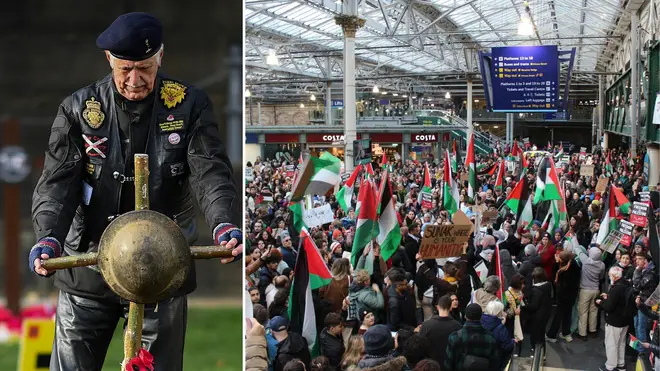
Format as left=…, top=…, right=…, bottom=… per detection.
left=245, top=167, right=254, bottom=182
left=285, top=164, right=295, bottom=177
left=460, top=172, right=469, bottom=183
left=601, top=230, right=623, bottom=254
left=419, top=210, right=472, bottom=259
left=302, top=204, right=335, bottom=228
left=619, top=219, right=634, bottom=246
left=630, top=201, right=649, bottom=227
left=481, top=210, right=499, bottom=226
left=421, top=192, right=433, bottom=209
left=580, top=164, right=594, bottom=177
left=595, top=177, right=609, bottom=193
left=639, top=191, right=651, bottom=204
left=645, top=284, right=660, bottom=307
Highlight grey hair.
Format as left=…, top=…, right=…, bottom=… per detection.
left=608, top=266, right=623, bottom=281
left=484, top=300, right=504, bottom=316
left=524, top=244, right=538, bottom=256
left=483, top=276, right=501, bottom=295
left=109, top=43, right=164, bottom=68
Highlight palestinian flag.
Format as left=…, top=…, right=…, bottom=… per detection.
left=351, top=179, right=379, bottom=267
left=520, top=152, right=528, bottom=180
left=493, top=245, right=507, bottom=306
left=376, top=169, right=402, bottom=261
left=503, top=175, right=530, bottom=221
left=494, top=159, right=505, bottom=192
left=364, top=162, right=375, bottom=178
left=336, top=164, right=362, bottom=213
left=418, top=162, right=432, bottom=205
left=605, top=151, right=614, bottom=175
left=533, top=156, right=562, bottom=204
left=289, top=200, right=306, bottom=232
left=290, top=152, right=341, bottom=202
left=451, top=139, right=459, bottom=173
left=628, top=334, right=643, bottom=351
left=516, top=196, right=534, bottom=233
left=511, top=139, right=521, bottom=158
left=443, top=150, right=460, bottom=215
left=596, top=185, right=618, bottom=245
left=381, top=152, right=388, bottom=169
left=465, top=132, right=477, bottom=201
left=478, top=162, right=498, bottom=177
left=288, top=227, right=332, bottom=357
left=612, top=186, right=631, bottom=214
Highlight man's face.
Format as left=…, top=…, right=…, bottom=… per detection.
left=635, top=256, right=648, bottom=269
left=282, top=236, right=292, bottom=248
left=108, top=51, right=160, bottom=101
left=250, top=290, right=260, bottom=303
left=521, top=236, right=530, bottom=245
left=254, top=223, right=262, bottom=233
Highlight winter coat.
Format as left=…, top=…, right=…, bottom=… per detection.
left=319, top=328, right=345, bottom=369
left=632, top=262, right=658, bottom=301
left=386, top=283, right=418, bottom=331
left=419, top=315, right=463, bottom=366
left=359, top=355, right=407, bottom=371
left=274, top=332, right=311, bottom=371
left=524, top=281, right=553, bottom=344
left=347, top=283, right=385, bottom=321
left=481, top=314, right=515, bottom=362
left=474, top=289, right=500, bottom=312
left=576, top=247, right=605, bottom=290
left=320, top=276, right=350, bottom=314
left=600, top=279, right=633, bottom=328
left=555, top=259, right=581, bottom=306
left=444, top=321, right=500, bottom=371
left=519, top=254, right=542, bottom=299
left=245, top=333, right=268, bottom=371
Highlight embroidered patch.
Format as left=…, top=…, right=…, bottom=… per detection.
left=160, top=80, right=187, bottom=109
left=83, top=134, right=108, bottom=158
left=169, top=162, right=185, bottom=177
left=168, top=133, right=181, bottom=145
left=82, top=97, right=105, bottom=129
left=85, top=163, right=95, bottom=175
left=159, top=120, right=184, bottom=132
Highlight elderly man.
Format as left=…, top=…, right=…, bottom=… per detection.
left=29, top=12, right=242, bottom=371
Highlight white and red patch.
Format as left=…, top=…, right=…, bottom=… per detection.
left=168, top=133, right=181, bottom=145
left=82, top=135, right=108, bottom=158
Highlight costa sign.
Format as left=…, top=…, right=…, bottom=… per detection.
left=413, top=133, right=438, bottom=142
left=307, top=133, right=345, bottom=142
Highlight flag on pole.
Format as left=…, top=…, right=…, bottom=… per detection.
left=443, top=150, right=460, bottom=215
left=494, top=159, right=505, bottom=192
left=451, top=139, right=459, bottom=173
left=377, top=170, right=402, bottom=262
left=611, top=186, right=631, bottom=214
left=418, top=162, right=432, bottom=205
left=336, top=165, right=362, bottom=213
left=290, top=152, right=341, bottom=203
left=493, top=245, right=507, bottom=307
left=288, top=227, right=333, bottom=357
left=596, top=185, right=618, bottom=245
left=533, top=156, right=562, bottom=204
left=503, top=176, right=530, bottom=221
left=628, top=334, right=643, bottom=351
left=351, top=179, right=379, bottom=267
left=465, top=132, right=477, bottom=201
left=381, top=152, right=388, bottom=169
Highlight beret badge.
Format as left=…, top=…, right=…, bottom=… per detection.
left=160, top=80, right=187, bottom=109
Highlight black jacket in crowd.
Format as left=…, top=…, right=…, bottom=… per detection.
left=32, top=74, right=237, bottom=301
left=319, top=328, right=344, bottom=369
left=419, top=315, right=463, bottom=366
left=600, top=279, right=633, bottom=328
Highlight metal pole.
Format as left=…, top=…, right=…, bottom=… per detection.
left=248, top=96, right=253, bottom=126
left=257, top=101, right=262, bottom=125
left=467, top=78, right=473, bottom=138
left=630, top=12, right=638, bottom=158
left=599, top=75, right=604, bottom=149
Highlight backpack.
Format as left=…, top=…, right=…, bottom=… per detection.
left=622, top=285, right=637, bottom=319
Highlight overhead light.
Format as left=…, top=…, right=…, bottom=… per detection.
left=474, top=99, right=480, bottom=102
left=245, top=89, right=251, bottom=98
left=381, top=91, right=387, bottom=95
left=266, top=49, right=279, bottom=65
left=393, top=93, right=399, bottom=96
left=518, top=16, right=534, bottom=36
left=300, top=103, right=305, bottom=108
left=335, top=0, right=342, bottom=3
left=493, top=125, right=499, bottom=129
left=427, top=97, right=433, bottom=101
left=412, top=96, right=417, bottom=99
left=310, top=94, right=316, bottom=101
left=445, top=92, right=451, bottom=99
left=430, top=103, right=435, bottom=107
left=402, top=94, right=408, bottom=98
left=372, top=85, right=379, bottom=93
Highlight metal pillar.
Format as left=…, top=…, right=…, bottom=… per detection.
left=325, top=82, right=332, bottom=126
left=257, top=101, right=262, bottom=125
left=631, top=12, right=639, bottom=157
left=467, top=78, right=473, bottom=138
left=506, top=113, right=513, bottom=145
left=598, top=76, right=604, bottom=149
left=248, top=96, right=253, bottom=126
left=336, top=1, right=364, bottom=172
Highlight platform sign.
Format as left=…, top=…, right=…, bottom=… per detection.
left=491, top=45, right=559, bottom=112
left=18, top=319, right=55, bottom=371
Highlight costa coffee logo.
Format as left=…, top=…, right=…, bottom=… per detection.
left=322, top=135, right=345, bottom=141
left=414, top=134, right=437, bottom=142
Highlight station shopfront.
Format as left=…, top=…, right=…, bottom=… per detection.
left=244, top=131, right=452, bottom=164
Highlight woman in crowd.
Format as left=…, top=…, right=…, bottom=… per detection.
left=525, top=268, right=553, bottom=358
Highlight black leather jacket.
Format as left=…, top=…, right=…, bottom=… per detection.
left=32, top=74, right=237, bottom=300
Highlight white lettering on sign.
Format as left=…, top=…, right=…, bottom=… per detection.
left=414, top=134, right=437, bottom=142
left=322, top=135, right=345, bottom=142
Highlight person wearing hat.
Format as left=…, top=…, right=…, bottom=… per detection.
left=357, top=324, right=404, bottom=369
left=444, top=303, right=499, bottom=371
left=632, top=253, right=658, bottom=344
left=29, top=13, right=242, bottom=370
left=267, top=316, right=311, bottom=371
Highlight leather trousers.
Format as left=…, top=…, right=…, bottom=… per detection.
left=50, top=291, right=187, bottom=371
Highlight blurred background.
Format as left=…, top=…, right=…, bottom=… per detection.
left=0, top=1, right=243, bottom=370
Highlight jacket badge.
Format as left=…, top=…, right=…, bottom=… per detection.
left=82, top=97, right=105, bottom=129
left=160, top=81, right=187, bottom=109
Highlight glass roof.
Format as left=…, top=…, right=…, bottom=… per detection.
left=246, top=0, right=624, bottom=78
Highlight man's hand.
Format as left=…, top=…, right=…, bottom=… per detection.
left=29, top=237, right=61, bottom=277
left=635, top=296, right=641, bottom=307
left=213, top=223, right=243, bottom=264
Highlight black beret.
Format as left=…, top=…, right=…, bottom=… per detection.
left=96, top=12, right=163, bottom=61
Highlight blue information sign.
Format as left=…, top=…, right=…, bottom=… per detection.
left=331, top=99, right=344, bottom=107
left=491, top=45, right=559, bottom=112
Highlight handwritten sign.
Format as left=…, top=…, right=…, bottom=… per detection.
left=302, top=204, right=335, bottom=227
left=460, top=172, right=469, bottom=183
left=481, top=210, right=499, bottom=226
left=580, top=164, right=594, bottom=177
left=619, top=219, right=634, bottom=246
left=630, top=201, right=649, bottom=227
left=601, top=230, right=623, bottom=254
left=419, top=211, right=472, bottom=259
left=595, top=177, right=609, bottom=193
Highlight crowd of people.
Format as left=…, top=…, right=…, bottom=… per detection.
left=243, top=142, right=660, bottom=371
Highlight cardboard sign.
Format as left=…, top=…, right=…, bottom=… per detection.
left=595, top=177, right=609, bottom=193
left=619, top=219, right=634, bottom=246
left=18, top=319, right=55, bottom=371
left=420, top=192, right=433, bottom=209
left=460, top=172, right=469, bottom=183
left=481, top=210, right=499, bottom=226
left=285, top=164, right=295, bottom=177
left=601, top=230, right=623, bottom=254
left=630, top=201, right=649, bottom=227
left=302, top=204, right=335, bottom=227
left=580, top=164, right=594, bottom=177
left=245, top=167, right=254, bottom=182
left=419, top=210, right=472, bottom=259
left=645, top=284, right=660, bottom=307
